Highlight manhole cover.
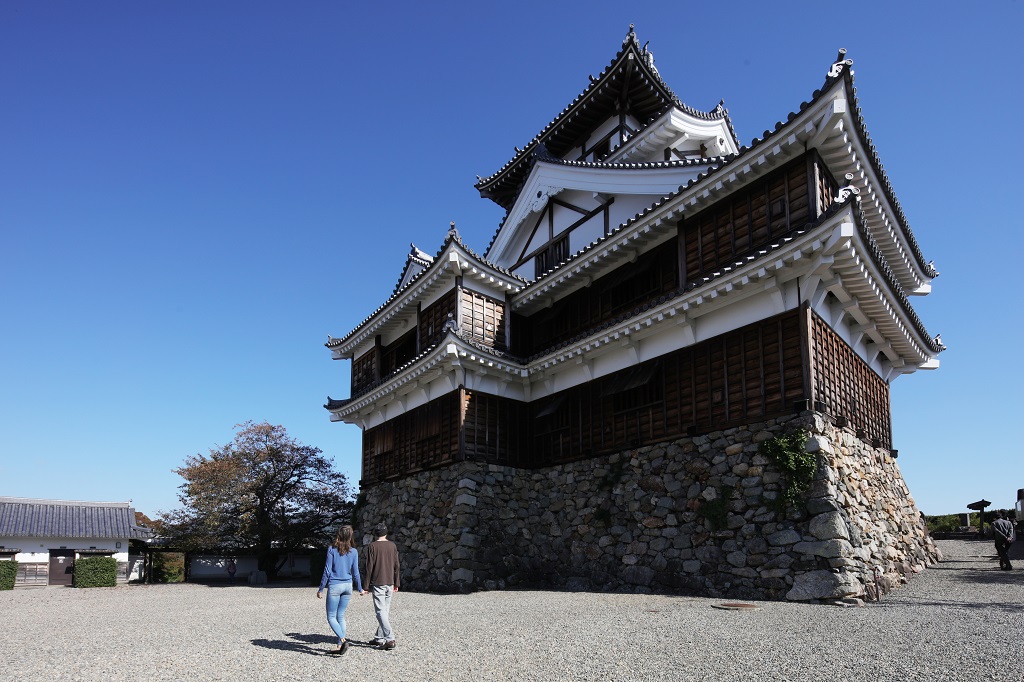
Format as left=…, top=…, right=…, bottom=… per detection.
left=711, top=602, right=760, bottom=610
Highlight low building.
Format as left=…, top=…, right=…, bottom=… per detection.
left=0, top=497, right=152, bottom=587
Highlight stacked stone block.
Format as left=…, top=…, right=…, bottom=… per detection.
left=355, top=412, right=939, bottom=601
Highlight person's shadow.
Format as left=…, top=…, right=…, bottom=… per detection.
left=251, top=633, right=379, bottom=655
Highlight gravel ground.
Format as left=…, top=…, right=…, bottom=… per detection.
left=2, top=539, right=1021, bottom=681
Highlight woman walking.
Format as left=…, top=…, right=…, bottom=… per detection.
left=316, top=525, right=364, bottom=654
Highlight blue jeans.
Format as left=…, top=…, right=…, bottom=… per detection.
left=325, top=581, right=353, bottom=643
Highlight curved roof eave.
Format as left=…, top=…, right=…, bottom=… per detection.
left=507, top=51, right=938, bottom=312
left=516, top=200, right=942, bottom=377
left=835, top=66, right=937, bottom=281
left=329, top=203, right=940, bottom=418
left=326, top=331, right=529, bottom=417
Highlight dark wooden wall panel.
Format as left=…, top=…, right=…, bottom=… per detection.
left=463, top=391, right=525, bottom=466
left=361, top=391, right=461, bottom=483
left=420, top=290, right=457, bottom=350
left=682, top=154, right=818, bottom=285
left=362, top=311, right=896, bottom=483
left=526, top=310, right=808, bottom=467
left=351, top=350, right=377, bottom=397
left=514, top=239, right=679, bottom=357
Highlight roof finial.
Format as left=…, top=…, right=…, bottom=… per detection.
left=827, top=48, right=854, bottom=79
left=442, top=311, right=459, bottom=334
left=623, top=23, right=636, bottom=46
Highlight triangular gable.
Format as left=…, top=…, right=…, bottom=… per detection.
left=327, top=225, right=526, bottom=359
left=475, top=25, right=735, bottom=212
left=392, top=244, right=434, bottom=295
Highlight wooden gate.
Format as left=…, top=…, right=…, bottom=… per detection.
left=48, top=550, right=74, bottom=586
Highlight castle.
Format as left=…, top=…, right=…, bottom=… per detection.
left=325, top=27, right=942, bottom=600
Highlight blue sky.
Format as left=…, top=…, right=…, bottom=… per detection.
left=2, top=1, right=1021, bottom=517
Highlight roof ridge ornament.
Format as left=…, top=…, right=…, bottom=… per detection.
left=641, top=40, right=659, bottom=75
left=448, top=221, right=458, bottom=239
left=623, top=23, right=637, bottom=46
left=834, top=173, right=861, bottom=203
left=442, top=312, right=459, bottom=334
left=827, top=48, right=854, bottom=79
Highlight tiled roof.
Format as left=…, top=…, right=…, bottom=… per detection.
left=327, top=194, right=942, bottom=414
left=709, top=50, right=934, bottom=279
left=536, top=144, right=723, bottom=172
left=0, top=497, right=153, bottom=540
left=474, top=25, right=737, bottom=211
left=389, top=244, right=435, bottom=298
left=516, top=50, right=936, bottom=299
left=834, top=56, right=936, bottom=279
left=483, top=49, right=935, bottom=285
left=326, top=224, right=526, bottom=352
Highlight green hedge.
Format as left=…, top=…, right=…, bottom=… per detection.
left=74, top=556, right=117, bottom=588
left=0, top=560, right=16, bottom=590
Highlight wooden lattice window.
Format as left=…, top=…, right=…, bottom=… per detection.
left=809, top=312, right=892, bottom=448
left=535, top=234, right=570, bottom=278
left=351, top=350, right=377, bottom=396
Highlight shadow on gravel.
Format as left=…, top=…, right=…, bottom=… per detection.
left=251, top=632, right=382, bottom=655
left=192, top=580, right=310, bottom=589
left=251, top=632, right=338, bottom=656
left=950, top=568, right=1022, bottom=587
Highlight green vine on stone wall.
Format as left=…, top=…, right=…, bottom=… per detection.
left=759, top=429, right=816, bottom=511
left=697, top=485, right=734, bottom=531
left=599, top=457, right=627, bottom=491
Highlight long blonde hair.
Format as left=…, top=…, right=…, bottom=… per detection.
left=332, top=525, right=354, bottom=554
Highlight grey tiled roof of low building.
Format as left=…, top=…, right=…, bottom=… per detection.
left=0, top=497, right=153, bottom=539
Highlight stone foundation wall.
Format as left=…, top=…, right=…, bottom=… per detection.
left=355, top=411, right=939, bottom=601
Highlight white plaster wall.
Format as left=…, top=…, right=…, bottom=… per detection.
left=570, top=216, right=606, bottom=253
left=512, top=262, right=533, bottom=280
left=189, top=554, right=310, bottom=579
left=4, top=536, right=129, bottom=564
left=189, top=554, right=259, bottom=579
left=607, top=194, right=661, bottom=230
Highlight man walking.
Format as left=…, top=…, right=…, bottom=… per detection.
left=364, top=522, right=401, bottom=649
left=992, top=511, right=1015, bottom=570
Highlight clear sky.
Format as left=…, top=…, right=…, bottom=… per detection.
left=2, top=1, right=1021, bottom=518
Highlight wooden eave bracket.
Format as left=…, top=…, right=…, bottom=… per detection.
left=806, top=98, right=848, bottom=151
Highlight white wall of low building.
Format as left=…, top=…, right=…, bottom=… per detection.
left=189, top=554, right=260, bottom=579
left=3, top=536, right=129, bottom=563
left=188, top=553, right=311, bottom=579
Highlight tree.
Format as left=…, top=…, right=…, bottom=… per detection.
left=161, top=421, right=353, bottom=577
